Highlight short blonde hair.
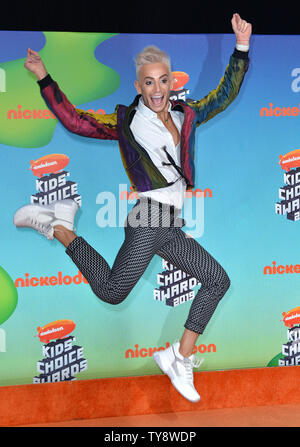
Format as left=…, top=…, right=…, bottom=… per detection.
left=135, top=45, right=171, bottom=78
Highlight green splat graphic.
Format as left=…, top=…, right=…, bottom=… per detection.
left=0, top=32, right=120, bottom=148
left=0, top=266, right=18, bottom=325
left=267, top=353, right=284, bottom=367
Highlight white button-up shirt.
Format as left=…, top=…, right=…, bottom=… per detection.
left=130, top=97, right=187, bottom=210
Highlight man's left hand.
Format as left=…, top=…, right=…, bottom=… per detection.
left=231, top=13, right=252, bottom=45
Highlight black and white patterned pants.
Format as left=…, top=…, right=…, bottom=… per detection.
left=66, top=198, right=230, bottom=334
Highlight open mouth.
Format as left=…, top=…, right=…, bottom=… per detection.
left=151, top=95, right=164, bottom=108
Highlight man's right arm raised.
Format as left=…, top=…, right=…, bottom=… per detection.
left=25, top=48, right=119, bottom=140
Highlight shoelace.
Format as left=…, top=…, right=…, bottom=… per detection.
left=183, top=358, right=194, bottom=383
left=173, top=339, right=204, bottom=369
left=30, top=217, right=47, bottom=233
left=193, top=357, right=204, bottom=368
left=29, top=218, right=52, bottom=238
left=182, top=356, right=204, bottom=384
left=172, top=340, right=204, bottom=384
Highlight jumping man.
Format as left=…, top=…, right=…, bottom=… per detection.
left=14, top=14, right=252, bottom=402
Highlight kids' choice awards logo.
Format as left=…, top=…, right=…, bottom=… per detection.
left=279, top=307, right=300, bottom=366
left=275, top=149, right=300, bottom=221
left=29, top=153, right=81, bottom=207
left=34, top=319, right=87, bottom=383
left=170, top=71, right=190, bottom=101
left=268, top=307, right=300, bottom=368
left=154, top=259, right=200, bottom=307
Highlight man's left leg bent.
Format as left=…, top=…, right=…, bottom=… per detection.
left=153, top=227, right=230, bottom=402
left=158, top=227, right=230, bottom=338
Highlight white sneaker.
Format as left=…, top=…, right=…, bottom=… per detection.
left=13, top=199, right=79, bottom=240
left=153, top=341, right=203, bottom=403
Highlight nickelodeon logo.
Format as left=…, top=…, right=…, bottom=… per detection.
left=279, top=149, right=300, bottom=172
left=170, top=71, right=190, bottom=101
left=125, top=341, right=216, bottom=359
left=14, top=271, right=88, bottom=288
left=282, top=307, right=300, bottom=328
left=263, top=261, right=300, bottom=275
left=260, top=103, right=300, bottom=117
left=36, top=319, right=76, bottom=344
left=30, top=154, right=69, bottom=177
left=8, top=105, right=56, bottom=120
left=171, top=71, right=189, bottom=91
left=7, top=104, right=105, bottom=120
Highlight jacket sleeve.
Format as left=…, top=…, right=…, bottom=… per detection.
left=38, top=74, right=119, bottom=140
left=187, top=48, right=249, bottom=125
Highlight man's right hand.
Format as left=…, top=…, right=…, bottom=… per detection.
left=24, top=48, right=48, bottom=80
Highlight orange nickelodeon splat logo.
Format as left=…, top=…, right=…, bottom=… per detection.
left=36, top=319, right=76, bottom=344
left=279, top=149, right=300, bottom=172
left=171, top=71, right=189, bottom=91
left=282, top=307, right=300, bottom=328
left=30, top=154, right=70, bottom=177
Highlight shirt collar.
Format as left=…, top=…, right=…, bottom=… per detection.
left=136, top=96, right=171, bottom=120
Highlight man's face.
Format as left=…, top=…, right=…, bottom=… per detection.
left=134, top=62, right=173, bottom=113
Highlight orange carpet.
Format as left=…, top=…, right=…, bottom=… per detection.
left=18, top=404, right=300, bottom=427
left=1, top=366, right=300, bottom=427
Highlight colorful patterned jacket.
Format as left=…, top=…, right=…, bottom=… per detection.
left=38, top=48, right=249, bottom=192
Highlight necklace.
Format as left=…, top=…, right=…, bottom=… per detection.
left=158, top=112, right=170, bottom=123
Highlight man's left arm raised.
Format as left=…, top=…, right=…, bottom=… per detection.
left=188, top=13, right=252, bottom=125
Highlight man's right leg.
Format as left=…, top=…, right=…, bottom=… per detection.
left=14, top=199, right=159, bottom=305
left=58, top=222, right=161, bottom=305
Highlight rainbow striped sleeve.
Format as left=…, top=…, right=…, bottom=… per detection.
left=39, top=74, right=118, bottom=140
left=187, top=50, right=249, bottom=126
